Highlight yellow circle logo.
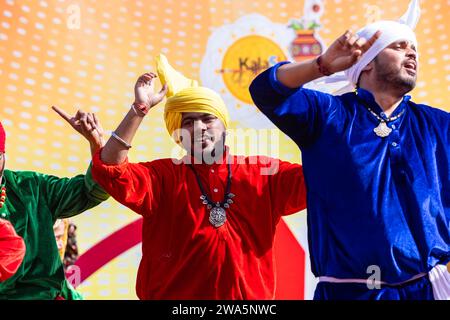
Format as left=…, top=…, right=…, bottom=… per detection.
left=221, top=36, right=287, bottom=104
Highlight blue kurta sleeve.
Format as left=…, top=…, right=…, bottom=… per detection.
left=249, top=62, right=343, bottom=147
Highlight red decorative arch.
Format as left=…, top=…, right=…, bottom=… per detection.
left=74, top=218, right=305, bottom=299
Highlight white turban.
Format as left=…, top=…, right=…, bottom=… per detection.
left=318, top=0, right=421, bottom=94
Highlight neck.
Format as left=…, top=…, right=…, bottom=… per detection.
left=190, top=145, right=227, bottom=165
left=361, top=85, right=405, bottom=118
left=373, top=92, right=403, bottom=117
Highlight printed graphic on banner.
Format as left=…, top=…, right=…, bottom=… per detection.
left=201, top=14, right=293, bottom=129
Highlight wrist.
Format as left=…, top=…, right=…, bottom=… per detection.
left=315, top=55, right=333, bottom=76
left=132, top=101, right=150, bottom=116
left=89, top=141, right=102, bottom=156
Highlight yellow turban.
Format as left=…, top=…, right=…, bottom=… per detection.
left=155, top=54, right=230, bottom=139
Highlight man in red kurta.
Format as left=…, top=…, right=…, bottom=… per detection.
left=91, top=55, right=307, bottom=299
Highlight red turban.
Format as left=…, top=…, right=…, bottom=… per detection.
left=0, top=122, right=5, bottom=153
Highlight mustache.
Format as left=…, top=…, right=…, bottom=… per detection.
left=178, top=133, right=214, bottom=143
left=193, top=134, right=213, bottom=140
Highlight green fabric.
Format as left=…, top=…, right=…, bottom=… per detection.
left=0, top=164, right=109, bottom=299
left=64, top=281, right=84, bottom=300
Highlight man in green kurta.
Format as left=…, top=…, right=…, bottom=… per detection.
left=0, top=107, right=109, bottom=299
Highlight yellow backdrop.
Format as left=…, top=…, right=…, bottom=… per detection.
left=0, top=0, right=448, bottom=299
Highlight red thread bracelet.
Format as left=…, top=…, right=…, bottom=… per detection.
left=316, top=55, right=333, bottom=76
left=132, top=102, right=150, bottom=115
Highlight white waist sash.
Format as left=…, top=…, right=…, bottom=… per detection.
left=319, top=272, right=426, bottom=287
left=428, top=264, right=450, bottom=300
left=319, top=264, right=450, bottom=300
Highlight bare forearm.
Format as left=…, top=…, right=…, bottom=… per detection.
left=276, top=58, right=323, bottom=89
left=277, top=29, right=382, bottom=89
left=100, top=72, right=167, bottom=164
left=89, top=140, right=103, bottom=158
left=101, top=108, right=145, bottom=165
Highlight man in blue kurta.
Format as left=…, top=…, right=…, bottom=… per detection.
left=250, top=0, right=449, bottom=300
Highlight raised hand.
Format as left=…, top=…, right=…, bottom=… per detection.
left=133, top=72, right=168, bottom=115
left=321, top=30, right=381, bottom=74
left=52, top=106, right=104, bottom=155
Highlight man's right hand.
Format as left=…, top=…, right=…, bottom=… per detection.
left=133, top=73, right=168, bottom=113
left=320, top=30, right=381, bottom=74
left=51, top=106, right=104, bottom=156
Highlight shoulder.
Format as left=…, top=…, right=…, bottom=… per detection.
left=4, top=169, right=80, bottom=187
left=4, top=169, right=41, bottom=184
left=137, top=158, right=180, bottom=175
left=3, top=169, right=48, bottom=195
left=144, top=158, right=178, bottom=167
left=339, top=91, right=358, bottom=104
left=233, top=155, right=302, bottom=172
left=408, top=101, right=450, bottom=125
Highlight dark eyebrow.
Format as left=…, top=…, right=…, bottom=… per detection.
left=182, top=114, right=216, bottom=122
left=392, top=40, right=416, bottom=51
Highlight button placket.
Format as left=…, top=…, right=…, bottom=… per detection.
left=387, top=128, right=402, bottom=164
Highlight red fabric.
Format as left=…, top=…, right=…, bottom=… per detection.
left=0, top=122, right=5, bottom=153
left=0, top=219, right=26, bottom=282
left=92, top=149, right=306, bottom=300
left=274, top=220, right=305, bottom=299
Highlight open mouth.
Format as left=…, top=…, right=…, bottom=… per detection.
left=404, top=61, right=417, bottom=74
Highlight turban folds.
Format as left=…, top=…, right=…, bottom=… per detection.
left=322, top=0, right=421, bottom=94
left=344, top=20, right=418, bottom=88
left=155, top=54, right=230, bottom=139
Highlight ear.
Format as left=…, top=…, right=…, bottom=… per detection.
left=362, top=60, right=374, bottom=72
left=361, top=60, right=374, bottom=72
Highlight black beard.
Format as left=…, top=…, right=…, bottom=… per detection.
left=192, top=132, right=227, bottom=165
left=375, top=60, right=416, bottom=94
left=380, top=72, right=416, bottom=93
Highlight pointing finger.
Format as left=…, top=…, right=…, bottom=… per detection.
left=338, top=30, right=352, bottom=46
left=362, top=30, right=381, bottom=52
left=51, top=106, right=72, bottom=123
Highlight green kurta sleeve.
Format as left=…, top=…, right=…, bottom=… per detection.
left=0, top=164, right=109, bottom=299
left=39, top=163, right=110, bottom=220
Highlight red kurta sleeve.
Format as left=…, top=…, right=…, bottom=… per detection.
left=90, top=149, right=162, bottom=217
left=0, top=219, right=26, bottom=282
left=267, top=157, right=307, bottom=217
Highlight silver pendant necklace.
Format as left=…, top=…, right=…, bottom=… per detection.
left=188, top=161, right=234, bottom=228
left=373, top=121, right=393, bottom=138
left=357, top=95, right=406, bottom=138
left=366, top=107, right=405, bottom=138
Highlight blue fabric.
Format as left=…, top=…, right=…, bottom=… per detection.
left=250, top=62, right=450, bottom=286
left=314, top=276, right=435, bottom=300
